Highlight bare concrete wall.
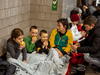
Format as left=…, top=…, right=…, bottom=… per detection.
left=62, top=0, right=77, bottom=18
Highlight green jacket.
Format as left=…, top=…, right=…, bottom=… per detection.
left=49, top=29, right=73, bottom=54
left=24, top=35, right=38, bottom=53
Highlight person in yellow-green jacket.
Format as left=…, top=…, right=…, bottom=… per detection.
left=49, top=18, right=73, bottom=58
left=24, top=26, right=38, bottom=53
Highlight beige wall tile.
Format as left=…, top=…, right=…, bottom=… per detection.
left=0, top=0, right=4, bottom=9
left=4, top=0, right=8, bottom=8
left=1, top=27, right=9, bottom=38
left=22, top=0, right=27, bottom=6
left=0, top=10, right=5, bottom=19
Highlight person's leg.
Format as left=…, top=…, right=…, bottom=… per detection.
left=84, top=53, right=100, bottom=67
left=84, top=53, right=100, bottom=74
left=5, top=64, right=16, bottom=75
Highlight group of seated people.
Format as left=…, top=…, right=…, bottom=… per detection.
left=5, top=2, right=100, bottom=74
left=6, top=14, right=100, bottom=74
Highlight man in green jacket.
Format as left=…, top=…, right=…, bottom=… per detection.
left=24, top=26, right=38, bottom=53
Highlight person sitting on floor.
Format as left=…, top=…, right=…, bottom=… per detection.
left=6, top=28, right=27, bottom=74
left=71, top=15, right=100, bottom=74
left=36, top=30, right=50, bottom=54
left=24, top=26, right=38, bottom=53
left=69, top=14, right=86, bottom=44
left=49, top=18, right=73, bottom=57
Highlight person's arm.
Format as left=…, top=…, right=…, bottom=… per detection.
left=44, top=41, right=50, bottom=54
left=70, top=27, right=82, bottom=41
left=49, top=29, right=56, bottom=48
left=36, top=41, right=45, bottom=53
left=63, top=30, right=73, bottom=54
left=7, top=43, right=21, bottom=59
left=77, top=32, right=100, bottom=54
left=22, top=47, right=27, bottom=61
left=79, top=37, right=88, bottom=46
left=24, top=37, right=37, bottom=52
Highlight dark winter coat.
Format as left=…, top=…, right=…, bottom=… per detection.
left=77, top=18, right=100, bottom=59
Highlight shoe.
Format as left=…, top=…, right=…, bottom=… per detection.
left=77, top=64, right=86, bottom=68
left=94, top=67, right=100, bottom=74
left=76, top=67, right=86, bottom=75
left=70, top=67, right=77, bottom=75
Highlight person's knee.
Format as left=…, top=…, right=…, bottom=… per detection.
left=84, top=54, right=90, bottom=62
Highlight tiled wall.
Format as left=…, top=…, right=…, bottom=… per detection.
left=62, top=0, right=77, bottom=18
left=0, top=0, right=77, bottom=56
left=30, top=0, right=62, bottom=37
left=0, top=0, right=31, bottom=56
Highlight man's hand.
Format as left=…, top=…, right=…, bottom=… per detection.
left=75, top=43, right=80, bottom=47
left=71, top=45, right=78, bottom=51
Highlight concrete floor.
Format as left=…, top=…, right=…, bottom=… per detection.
left=85, top=64, right=99, bottom=75
left=65, top=63, right=100, bottom=75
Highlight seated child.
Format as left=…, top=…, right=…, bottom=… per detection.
left=7, top=28, right=27, bottom=63
left=36, top=30, right=50, bottom=54
left=6, top=28, right=27, bottom=75
left=70, top=14, right=86, bottom=43
left=24, top=26, right=38, bottom=53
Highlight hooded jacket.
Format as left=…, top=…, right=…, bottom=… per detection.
left=77, top=18, right=100, bottom=59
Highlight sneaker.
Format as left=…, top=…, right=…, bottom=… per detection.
left=94, top=67, right=100, bottom=74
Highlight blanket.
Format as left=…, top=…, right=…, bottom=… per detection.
left=7, top=48, right=70, bottom=75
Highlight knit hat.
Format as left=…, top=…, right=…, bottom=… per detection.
left=71, top=14, right=80, bottom=22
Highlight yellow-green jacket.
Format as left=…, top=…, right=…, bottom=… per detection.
left=49, top=29, right=73, bottom=54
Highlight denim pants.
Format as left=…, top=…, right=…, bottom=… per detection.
left=84, top=53, right=100, bottom=67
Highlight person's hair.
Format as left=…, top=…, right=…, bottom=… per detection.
left=7, top=28, right=24, bottom=42
left=83, top=15, right=97, bottom=26
left=57, top=18, right=69, bottom=30
left=30, top=26, right=37, bottom=31
left=39, top=30, right=47, bottom=36
left=70, top=10, right=79, bottom=18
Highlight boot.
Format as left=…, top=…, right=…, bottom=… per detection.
left=70, top=67, right=77, bottom=75
left=76, top=67, right=86, bottom=75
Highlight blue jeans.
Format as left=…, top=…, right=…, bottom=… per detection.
left=84, top=53, right=100, bottom=67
